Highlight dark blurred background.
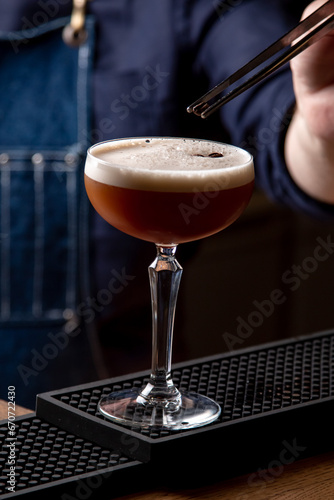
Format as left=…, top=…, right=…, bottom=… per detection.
left=177, top=188, right=334, bottom=360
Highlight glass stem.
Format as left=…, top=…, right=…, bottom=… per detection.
left=140, top=245, right=183, bottom=404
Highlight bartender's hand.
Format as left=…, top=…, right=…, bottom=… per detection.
left=284, top=0, right=334, bottom=204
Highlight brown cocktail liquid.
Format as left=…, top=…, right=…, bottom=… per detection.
left=85, top=176, right=254, bottom=244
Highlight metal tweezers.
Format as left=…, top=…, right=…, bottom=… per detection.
left=187, top=0, right=334, bottom=119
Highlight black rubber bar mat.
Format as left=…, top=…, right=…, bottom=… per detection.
left=36, top=329, right=334, bottom=471
left=0, top=413, right=144, bottom=499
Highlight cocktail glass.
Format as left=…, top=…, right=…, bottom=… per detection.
left=85, top=137, right=254, bottom=430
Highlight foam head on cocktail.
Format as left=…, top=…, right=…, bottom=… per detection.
left=85, top=137, right=254, bottom=429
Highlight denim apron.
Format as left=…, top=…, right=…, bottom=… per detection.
left=0, top=16, right=98, bottom=408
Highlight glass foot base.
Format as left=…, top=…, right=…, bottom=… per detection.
left=98, top=388, right=221, bottom=430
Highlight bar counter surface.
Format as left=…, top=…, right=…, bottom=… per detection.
left=1, top=399, right=334, bottom=500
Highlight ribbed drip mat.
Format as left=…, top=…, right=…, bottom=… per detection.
left=36, top=330, right=334, bottom=465
left=0, top=414, right=143, bottom=499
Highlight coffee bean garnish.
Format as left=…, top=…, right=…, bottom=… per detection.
left=192, top=152, right=223, bottom=158
left=209, top=152, right=223, bottom=157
